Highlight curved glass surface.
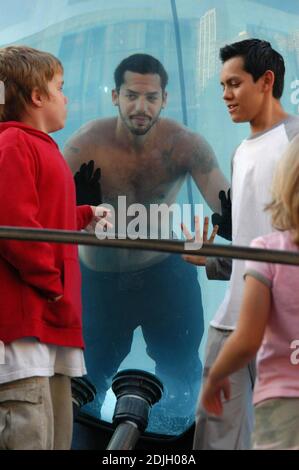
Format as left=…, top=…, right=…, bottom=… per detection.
left=1, top=0, right=298, bottom=437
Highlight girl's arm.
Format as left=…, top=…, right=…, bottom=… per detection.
left=201, top=275, right=271, bottom=415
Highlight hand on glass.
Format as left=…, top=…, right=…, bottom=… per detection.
left=74, top=160, right=102, bottom=206
left=212, top=189, right=232, bottom=241
left=181, top=215, right=218, bottom=266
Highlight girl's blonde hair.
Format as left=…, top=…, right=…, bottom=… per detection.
left=268, top=134, right=299, bottom=245
left=0, top=45, right=63, bottom=122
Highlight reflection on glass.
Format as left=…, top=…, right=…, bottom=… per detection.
left=1, top=0, right=298, bottom=437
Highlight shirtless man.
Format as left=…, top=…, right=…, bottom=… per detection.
left=64, top=54, right=229, bottom=425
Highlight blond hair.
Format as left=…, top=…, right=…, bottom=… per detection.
left=0, top=45, right=63, bottom=122
left=268, top=134, right=299, bottom=245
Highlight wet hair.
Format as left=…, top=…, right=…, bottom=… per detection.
left=0, top=45, right=63, bottom=121
left=220, top=38, right=285, bottom=99
left=114, top=53, right=168, bottom=92
left=267, top=134, right=299, bottom=245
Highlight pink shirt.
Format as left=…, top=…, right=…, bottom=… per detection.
left=245, top=231, right=299, bottom=405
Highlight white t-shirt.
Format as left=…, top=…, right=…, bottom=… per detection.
left=211, top=116, right=299, bottom=330
left=0, top=338, right=86, bottom=384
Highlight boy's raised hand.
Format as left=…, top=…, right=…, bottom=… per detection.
left=181, top=215, right=218, bottom=266
left=86, top=205, right=113, bottom=233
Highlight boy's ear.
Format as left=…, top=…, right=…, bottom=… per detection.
left=31, top=87, right=44, bottom=108
left=262, top=70, right=275, bottom=94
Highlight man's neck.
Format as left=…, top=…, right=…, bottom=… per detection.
left=115, top=118, right=155, bottom=151
left=250, top=100, right=289, bottom=136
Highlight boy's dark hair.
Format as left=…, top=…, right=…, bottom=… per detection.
left=220, top=39, right=285, bottom=99
left=114, top=54, right=168, bottom=92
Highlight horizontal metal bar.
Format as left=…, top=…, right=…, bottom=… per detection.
left=0, top=226, right=298, bottom=266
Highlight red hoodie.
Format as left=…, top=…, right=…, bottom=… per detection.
left=0, top=122, right=93, bottom=347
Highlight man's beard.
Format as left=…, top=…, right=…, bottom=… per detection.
left=119, top=107, right=162, bottom=136
left=129, top=123, right=153, bottom=136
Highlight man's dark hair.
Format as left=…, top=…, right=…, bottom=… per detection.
left=114, top=53, right=168, bottom=92
left=220, top=39, right=285, bottom=99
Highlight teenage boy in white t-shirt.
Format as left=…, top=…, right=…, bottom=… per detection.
left=188, top=38, right=299, bottom=450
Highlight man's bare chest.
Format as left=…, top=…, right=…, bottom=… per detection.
left=96, top=147, right=185, bottom=203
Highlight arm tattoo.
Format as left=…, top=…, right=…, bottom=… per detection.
left=65, top=145, right=80, bottom=154
left=192, top=146, right=218, bottom=174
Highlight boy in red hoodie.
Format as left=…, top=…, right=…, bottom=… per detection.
left=0, top=45, right=108, bottom=449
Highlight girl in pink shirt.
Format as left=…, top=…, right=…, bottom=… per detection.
left=201, top=134, right=299, bottom=450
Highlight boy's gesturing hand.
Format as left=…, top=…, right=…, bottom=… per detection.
left=86, top=205, right=113, bottom=234
left=181, top=216, right=218, bottom=266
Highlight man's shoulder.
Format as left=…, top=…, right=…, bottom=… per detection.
left=159, top=117, right=185, bottom=131
left=159, top=118, right=194, bottom=136
left=158, top=118, right=205, bottom=146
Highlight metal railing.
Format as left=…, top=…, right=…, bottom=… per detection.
left=0, top=225, right=298, bottom=266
